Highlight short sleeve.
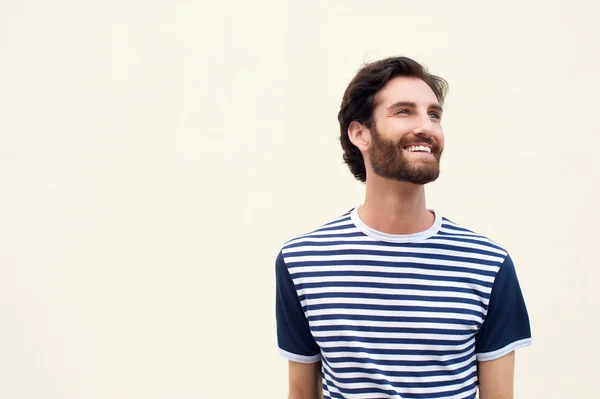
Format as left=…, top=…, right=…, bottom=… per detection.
left=275, top=250, right=321, bottom=363
left=476, top=254, right=532, bottom=361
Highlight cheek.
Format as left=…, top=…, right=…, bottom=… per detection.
left=435, top=128, right=445, bottom=146
left=386, top=121, right=414, bottom=140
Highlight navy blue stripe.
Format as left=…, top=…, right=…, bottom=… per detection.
left=438, top=230, right=487, bottom=239
left=290, top=261, right=496, bottom=279
left=305, top=302, right=484, bottom=318
left=293, top=270, right=493, bottom=287
left=325, top=351, right=475, bottom=368
left=285, top=239, right=503, bottom=258
left=321, top=341, right=475, bottom=356
left=322, top=367, right=477, bottom=398
left=299, top=291, right=488, bottom=310
left=308, top=313, right=480, bottom=326
left=296, top=281, right=491, bottom=299
left=400, top=383, right=476, bottom=399
left=322, top=215, right=351, bottom=227
left=325, top=358, right=477, bottom=378
left=287, top=250, right=500, bottom=267
left=316, top=223, right=357, bottom=233
left=312, top=324, right=476, bottom=336
left=316, top=335, right=473, bottom=346
left=322, top=346, right=471, bottom=357
left=324, top=367, right=477, bottom=389
left=440, top=223, right=476, bottom=233
left=325, top=388, right=343, bottom=399
left=433, top=234, right=505, bottom=252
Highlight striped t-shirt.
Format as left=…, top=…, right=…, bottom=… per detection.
left=275, top=207, right=532, bottom=399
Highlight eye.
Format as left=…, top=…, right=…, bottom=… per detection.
left=395, top=109, right=409, bottom=116
left=429, top=112, right=441, bottom=120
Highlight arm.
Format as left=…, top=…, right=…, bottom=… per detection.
left=289, top=360, right=322, bottom=399
left=275, top=251, right=323, bottom=398
left=478, top=351, right=515, bottom=399
left=475, top=254, right=531, bottom=398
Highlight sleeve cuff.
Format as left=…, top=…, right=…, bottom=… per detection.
left=279, top=348, right=321, bottom=363
left=477, top=338, right=532, bottom=361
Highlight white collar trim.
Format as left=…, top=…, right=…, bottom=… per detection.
left=350, top=206, right=442, bottom=243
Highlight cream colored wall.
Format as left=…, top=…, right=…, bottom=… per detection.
left=1, top=1, right=599, bottom=398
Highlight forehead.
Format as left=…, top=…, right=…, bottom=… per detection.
left=374, top=76, right=440, bottom=109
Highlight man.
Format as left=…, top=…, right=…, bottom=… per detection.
left=275, top=56, right=532, bottom=399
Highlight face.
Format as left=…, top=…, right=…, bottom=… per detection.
left=367, top=77, right=445, bottom=185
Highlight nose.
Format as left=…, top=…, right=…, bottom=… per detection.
left=412, top=114, right=435, bottom=137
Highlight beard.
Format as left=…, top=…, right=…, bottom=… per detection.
left=369, top=127, right=443, bottom=185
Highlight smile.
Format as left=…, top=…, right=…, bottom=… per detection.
left=404, top=145, right=432, bottom=154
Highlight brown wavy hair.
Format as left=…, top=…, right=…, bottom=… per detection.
left=337, top=56, right=449, bottom=182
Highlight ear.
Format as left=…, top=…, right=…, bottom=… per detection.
left=348, top=121, right=372, bottom=152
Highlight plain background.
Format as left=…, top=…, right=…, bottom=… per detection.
left=1, top=0, right=599, bottom=398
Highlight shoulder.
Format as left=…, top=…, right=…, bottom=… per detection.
left=436, top=214, right=510, bottom=261
left=434, top=215, right=522, bottom=285
left=277, top=208, right=357, bottom=258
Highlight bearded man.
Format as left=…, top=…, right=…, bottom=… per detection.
left=275, top=56, right=532, bottom=399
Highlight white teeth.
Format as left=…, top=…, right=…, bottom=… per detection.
left=406, top=145, right=431, bottom=153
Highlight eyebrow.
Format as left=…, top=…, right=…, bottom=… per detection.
left=387, top=101, right=443, bottom=113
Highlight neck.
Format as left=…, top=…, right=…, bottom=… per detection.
left=358, top=174, right=434, bottom=235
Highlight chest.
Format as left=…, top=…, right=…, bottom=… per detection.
left=292, top=260, right=491, bottom=350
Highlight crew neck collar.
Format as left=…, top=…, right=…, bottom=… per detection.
left=349, top=206, right=442, bottom=243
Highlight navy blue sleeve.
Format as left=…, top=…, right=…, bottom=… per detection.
left=275, top=250, right=321, bottom=363
left=476, top=254, right=532, bottom=361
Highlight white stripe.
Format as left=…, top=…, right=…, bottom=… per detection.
left=285, top=235, right=372, bottom=244
left=285, top=236, right=506, bottom=256
left=302, top=227, right=359, bottom=237
left=438, top=229, right=501, bottom=242
left=322, top=378, right=477, bottom=399
left=438, top=226, right=481, bottom=236
left=302, top=297, right=484, bottom=313
left=323, top=359, right=477, bottom=384
left=289, top=264, right=496, bottom=283
left=322, top=371, right=401, bottom=398
left=323, top=366, right=478, bottom=395
left=297, top=286, right=489, bottom=305
left=286, top=253, right=500, bottom=272
left=427, top=237, right=506, bottom=254
left=278, top=348, right=321, bottom=363
left=284, top=244, right=504, bottom=263
left=322, top=348, right=474, bottom=362
left=319, top=339, right=475, bottom=352
left=288, top=215, right=352, bottom=238
left=435, top=235, right=504, bottom=253
left=326, top=354, right=477, bottom=373
left=318, top=219, right=355, bottom=229
left=312, top=329, right=473, bottom=341
left=306, top=307, right=483, bottom=323
left=321, top=380, right=355, bottom=399
left=310, top=318, right=479, bottom=331
left=476, top=338, right=532, bottom=361
left=293, top=275, right=492, bottom=294
left=453, top=386, right=479, bottom=399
